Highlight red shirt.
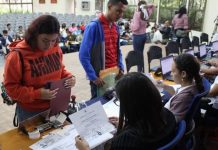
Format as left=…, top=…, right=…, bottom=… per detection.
left=99, top=15, right=118, bottom=69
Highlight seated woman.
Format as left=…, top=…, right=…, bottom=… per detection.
left=75, top=72, right=176, bottom=150
left=162, top=54, right=204, bottom=122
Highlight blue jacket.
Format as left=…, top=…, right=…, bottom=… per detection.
left=79, top=19, right=124, bottom=81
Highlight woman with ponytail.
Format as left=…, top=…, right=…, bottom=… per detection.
left=158, top=54, right=204, bottom=122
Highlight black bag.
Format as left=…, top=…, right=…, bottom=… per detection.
left=1, top=50, right=24, bottom=126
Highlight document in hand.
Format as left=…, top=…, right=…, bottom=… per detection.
left=69, top=101, right=115, bottom=149
left=97, top=66, right=119, bottom=97
left=49, top=77, right=71, bottom=116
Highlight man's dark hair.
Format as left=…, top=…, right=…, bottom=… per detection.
left=3, top=30, right=8, bottom=34
left=24, top=15, right=60, bottom=49
left=6, top=23, right=11, bottom=27
left=108, top=0, right=128, bottom=5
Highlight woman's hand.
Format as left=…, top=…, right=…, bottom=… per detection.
left=75, top=135, right=90, bottom=150
left=39, top=88, right=59, bottom=100
left=109, top=117, right=119, bottom=128
left=64, top=76, right=76, bottom=88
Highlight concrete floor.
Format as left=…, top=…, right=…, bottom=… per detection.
left=0, top=43, right=166, bottom=134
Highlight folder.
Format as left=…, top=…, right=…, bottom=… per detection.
left=49, top=77, right=71, bottom=116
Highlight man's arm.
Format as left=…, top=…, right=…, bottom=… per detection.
left=79, top=23, right=98, bottom=81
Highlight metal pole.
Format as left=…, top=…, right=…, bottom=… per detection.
left=156, top=0, right=160, bottom=25
left=186, top=0, right=189, bottom=13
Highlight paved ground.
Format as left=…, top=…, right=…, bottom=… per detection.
left=0, top=43, right=166, bottom=133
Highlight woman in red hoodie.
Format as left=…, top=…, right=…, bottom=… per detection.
left=4, top=15, right=76, bottom=123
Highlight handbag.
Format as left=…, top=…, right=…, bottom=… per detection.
left=176, top=29, right=188, bottom=38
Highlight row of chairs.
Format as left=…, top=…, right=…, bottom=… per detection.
left=125, top=33, right=211, bottom=74
left=125, top=41, right=184, bottom=73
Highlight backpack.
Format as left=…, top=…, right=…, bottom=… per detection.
left=1, top=49, right=24, bottom=126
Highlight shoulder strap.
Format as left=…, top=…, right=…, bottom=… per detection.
left=13, top=50, right=24, bottom=127
left=14, top=49, right=25, bottom=84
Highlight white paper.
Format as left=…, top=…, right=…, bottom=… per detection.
left=30, top=125, right=78, bottom=150
left=69, top=101, right=115, bottom=149
left=170, top=84, right=181, bottom=92
left=103, top=97, right=120, bottom=117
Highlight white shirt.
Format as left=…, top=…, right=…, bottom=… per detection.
left=208, top=76, right=218, bottom=109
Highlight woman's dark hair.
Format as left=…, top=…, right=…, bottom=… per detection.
left=115, top=72, right=165, bottom=135
left=174, top=54, right=204, bottom=92
left=178, top=6, right=187, bottom=18
left=138, top=0, right=146, bottom=7
left=137, top=1, right=147, bottom=21
left=24, top=15, right=60, bottom=49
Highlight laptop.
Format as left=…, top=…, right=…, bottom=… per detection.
left=185, top=49, right=194, bottom=56
left=212, top=40, right=218, bottom=53
left=160, top=55, right=174, bottom=81
left=199, top=44, right=207, bottom=60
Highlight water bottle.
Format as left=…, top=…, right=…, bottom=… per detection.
left=206, top=50, right=212, bottom=59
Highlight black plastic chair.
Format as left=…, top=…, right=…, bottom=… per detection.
left=192, top=36, right=200, bottom=48
left=165, top=41, right=180, bottom=56
left=200, top=33, right=209, bottom=45
left=181, top=37, right=191, bottom=52
left=125, top=50, right=144, bottom=73
left=147, top=45, right=162, bottom=72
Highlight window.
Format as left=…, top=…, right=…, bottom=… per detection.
left=158, top=0, right=207, bottom=31
left=0, top=0, right=33, bottom=13
left=95, top=0, right=103, bottom=12
left=82, top=1, right=90, bottom=10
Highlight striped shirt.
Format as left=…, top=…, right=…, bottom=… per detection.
left=99, top=15, right=118, bottom=69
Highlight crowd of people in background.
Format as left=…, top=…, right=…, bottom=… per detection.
left=0, top=3, right=192, bottom=56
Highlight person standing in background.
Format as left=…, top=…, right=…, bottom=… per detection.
left=130, top=0, right=155, bottom=71
left=79, top=0, right=128, bottom=99
left=172, top=6, right=189, bottom=44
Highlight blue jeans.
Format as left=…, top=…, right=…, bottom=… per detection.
left=16, top=104, right=44, bottom=123
left=133, top=33, right=147, bottom=53
left=90, top=81, right=97, bottom=100
left=133, top=33, right=146, bottom=71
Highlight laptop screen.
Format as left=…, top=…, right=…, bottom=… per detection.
left=185, top=49, right=194, bottom=56
left=212, top=41, right=218, bottom=52
left=199, top=44, right=207, bottom=58
left=160, top=56, right=174, bottom=75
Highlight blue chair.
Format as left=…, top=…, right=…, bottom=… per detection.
left=182, top=78, right=210, bottom=149
left=158, top=120, right=186, bottom=150
left=185, top=77, right=210, bottom=125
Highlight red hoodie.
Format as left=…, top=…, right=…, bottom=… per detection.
left=4, top=40, right=72, bottom=111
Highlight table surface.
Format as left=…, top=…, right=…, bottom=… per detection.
left=0, top=73, right=175, bottom=149
left=0, top=128, right=47, bottom=150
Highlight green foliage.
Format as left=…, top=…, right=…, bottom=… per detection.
left=123, top=6, right=135, bottom=20
left=158, top=0, right=206, bottom=31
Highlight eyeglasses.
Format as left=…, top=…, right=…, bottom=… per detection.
left=113, top=98, right=120, bottom=106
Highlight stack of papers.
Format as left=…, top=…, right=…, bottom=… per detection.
left=30, top=125, right=78, bottom=150
left=30, top=101, right=117, bottom=150
left=69, top=101, right=115, bottom=149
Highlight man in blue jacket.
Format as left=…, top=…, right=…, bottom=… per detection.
left=79, top=0, right=128, bottom=99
